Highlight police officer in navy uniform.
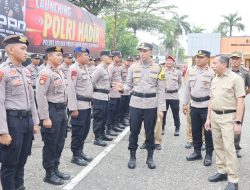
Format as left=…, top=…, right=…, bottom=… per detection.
left=67, top=47, right=93, bottom=166
left=113, top=42, right=166, bottom=169
left=0, top=35, right=39, bottom=190
left=36, top=46, right=70, bottom=185
left=92, top=51, right=114, bottom=146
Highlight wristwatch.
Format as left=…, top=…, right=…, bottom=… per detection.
left=234, top=121, right=242, bottom=125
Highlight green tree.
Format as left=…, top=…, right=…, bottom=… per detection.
left=191, top=25, right=205, bottom=33
left=218, top=12, right=245, bottom=36
left=104, top=16, right=139, bottom=57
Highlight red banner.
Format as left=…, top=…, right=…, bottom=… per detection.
left=0, top=0, right=105, bottom=57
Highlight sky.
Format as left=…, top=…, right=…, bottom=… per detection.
left=138, top=0, right=250, bottom=44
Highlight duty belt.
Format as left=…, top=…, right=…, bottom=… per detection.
left=76, top=95, right=92, bottom=102
left=213, top=109, right=236, bottom=114
left=132, top=92, right=156, bottom=98
left=166, top=89, right=178, bottom=93
left=6, top=110, right=32, bottom=118
left=94, top=89, right=110, bottom=94
left=48, top=102, right=67, bottom=109
left=32, top=86, right=36, bottom=90
left=191, top=95, right=210, bottom=102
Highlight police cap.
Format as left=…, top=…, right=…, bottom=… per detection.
left=45, top=46, right=63, bottom=54
left=195, top=50, right=210, bottom=58
left=137, top=42, right=153, bottom=51
left=2, top=35, right=29, bottom=46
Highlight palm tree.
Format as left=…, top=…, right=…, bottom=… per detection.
left=191, top=25, right=206, bottom=33
left=218, top=12, right=245, bottom=36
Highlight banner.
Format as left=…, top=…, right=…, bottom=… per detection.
left=0, top=0, right=105, bottom=57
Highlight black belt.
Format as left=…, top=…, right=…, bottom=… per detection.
left=132, top=92, right=156, bottom=98
left=213, top=109, right=236, bottom=114
left=94, top=89, right=110, bottom=94
left=32, top=86, right=36, bottom=89
left=166, top=89, right=178, bottom=93
left=6, top=110, right=32, bottom=117
left=76, top=95, right=92, bottom=102
left=48, top=102, right=67, bottom=109
left=191, top=96, right=210, bottom=102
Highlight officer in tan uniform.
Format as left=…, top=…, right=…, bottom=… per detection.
left=205, top=55, right=245, bottom=190
left=92, top=51, right=114, bottom=147
left=183, top=50, right=214, bottom=166
left=162, top=55, right=182, bottom=136
left=86, top=56, right=96, bottom=75
left=67, top=47, right=93, bottom=166
left=229, top=51, right=250, bottom=158
left=106, top=51, right=124, bottom=136
left=59, top=53, right=73, bottom=80
left=26, top=53, right=40, bottom=89
left=113, top=42, right=166, bottom=169
left=36, top=46, right=70, bottom=185
left=38, top=54, right=48, bottom=72
left=0, top=35, right=39, bottom=190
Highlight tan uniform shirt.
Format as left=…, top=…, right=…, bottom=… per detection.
left=38, top=63, right=46, bottom=72
left=91, top=62, right=110, bottom=101
left=210, top=69, right=245, bottom=110
left=164, top=67, right=182, bottom=100
left=123, top=61, right=166, bottom=111
left=58, top=62, right=70, bottom=80
left=36, top=65, right=67, bottom=120
left=0, top=61, right=39, bottom=134
left=108, top=63, right=122, bottom=98
left=26, top=63, right=39, bottom=87
left=232, top=66, right=250, bottom=91
left=119, top=64, right=130, bottom=96
left=67, top=62, right=93, bottom=111
left=183, top=65, right=214, bottom=108
left=86, top=64, right=95, bottom=76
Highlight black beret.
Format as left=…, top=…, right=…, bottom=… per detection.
left=2, top=35, right=29, bottom=46
left=31, top=53, right=40, bottom=59
left=137, top=42, right=153, bottom=51
left=112, top=51, right=122, bottom=57
left=195, top=50, right=210, bottom=57
left=100, top=50, right=113, bottom=57
left=126, top=56, right=133, bottom=61
left=134, top=55, right=140, bottom=60
left=45, top=46, right=63, bottom=54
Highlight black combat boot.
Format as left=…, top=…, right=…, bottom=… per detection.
left=55, top=165, right=70, bottom=180
left=128, top=150, right=136, bottom=169
left=146, top=150, right=156, bottom=169
left=122, top=117, right=129, bottom=126
left=44, top=168, right=64, bottom=185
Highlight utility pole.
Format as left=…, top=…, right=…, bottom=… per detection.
left=113, top=0, right=118, bottom=51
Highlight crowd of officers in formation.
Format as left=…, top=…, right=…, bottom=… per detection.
left=0, top=34, right=249, bottom=190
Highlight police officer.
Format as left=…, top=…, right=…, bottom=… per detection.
left=26, top=53, right=40, bottom=90
left=86, top=56, right=96, bottom=75
left=205, top=55, right=245, bottom=190
left=38, top=54, right=48, bottom=72
left=162, top=55, right=182, bottom=136
left=119, top=56, right=133, bottom=127
left=183, top=50, right=214, bottom=166
left=59, top=53, right=73, bottom=79
left=36, top=46, right=70, bottom=185
left=67, top=47, right=93, bottom=166
left=113, top=42, right=166, bottom=169
left=229, top=51, right=250, bottom=158
left=106, top=51, right=124, bottom=136
left=0, top=35, right=39, bottom=190
left=92, top=51, right=114, bottom=147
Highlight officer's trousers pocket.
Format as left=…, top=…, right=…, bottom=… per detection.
left=93, top=105, right=104, bottom=120
left=0, top=139, right=19, bottom=165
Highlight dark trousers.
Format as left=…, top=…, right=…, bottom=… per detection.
left=190, top=107, right=213, bottom=155
left=120, top=95, right=130, bottom=119
left=92, top=99, right=108, bottom=138
left=162, top=99, right=180, bottom=130
left=70, top=109, right=91, bottom=156
left=106, top=98, right=120, bottom=130
left=0, top=114, right=33, bottom=190
left=128, top=107, right=157, bottom=151
left=41, top=104, right=67, bottom=171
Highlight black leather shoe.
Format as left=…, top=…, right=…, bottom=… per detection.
left=236, top=150, right=242, bottom=158
left=80, top=152, right=93, bottom=162
left=106, top=130, right=118, bottom=136
left=44, top=173, right=64, bottom=185
left=94, top=139, right=107, bottom=147
left=55, top=166, right=70, bottom=180
left=146, top=150, right=156, bottom=169
left=155, top=144, right=162, bottom=150
left=186, top=152, right=202, bottom=161
left=174, top=129, right=179, bottom=136
left=15, top=185, right=25, bottom=190
left=128, top=151, right=136, bottom=169
left=102, top=135, right=113, bottom=141
left=71, top=156, right=88, bottom=166
left=140, top=143, right=146, bottom=149
left=208, top=173, right=228, bottom=182
left=185, top=142, right=193, bottom=149
left=225, top=182, right=238, bottom=190
left=203, top=154, right=212, bottom=166
left=112, top=127, right=123, bottom=132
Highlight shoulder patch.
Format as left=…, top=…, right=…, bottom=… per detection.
left=39, top=73, right=48, bottom=85
left=0, top=70, right=4, bottom=82
left=158, top=69, right=165, bottom=80
left=71, top=70, right=77, bottom=80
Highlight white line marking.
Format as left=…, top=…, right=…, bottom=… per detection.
left=62, top=127, right=130, bottom=190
